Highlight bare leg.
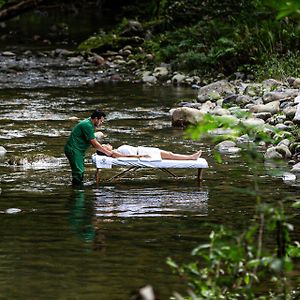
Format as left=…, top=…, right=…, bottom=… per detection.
left=160, top=150, right=202, bottom=160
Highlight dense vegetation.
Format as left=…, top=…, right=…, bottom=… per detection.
left=77, top=0, right=300, bottom=81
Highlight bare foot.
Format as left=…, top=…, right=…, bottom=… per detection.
left=191, top=150, right=202, bottom=160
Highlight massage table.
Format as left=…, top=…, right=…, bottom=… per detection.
left=91, top=153, right=209, bottom=184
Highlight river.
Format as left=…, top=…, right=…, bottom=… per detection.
left=0, top=77, right=299, bottom=298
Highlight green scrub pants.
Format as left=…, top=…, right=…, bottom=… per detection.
left=64, top=145, right=85, bottom=186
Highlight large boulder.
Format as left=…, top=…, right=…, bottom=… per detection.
left=170, top=107, right=205, bottom=127
left=197, top=80, right=236, bottom=102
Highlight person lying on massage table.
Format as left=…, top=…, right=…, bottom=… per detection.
left=97, top=144, right=202, bottom=160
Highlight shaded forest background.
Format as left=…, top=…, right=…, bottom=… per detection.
left=0, top=0, right=300, bottom=81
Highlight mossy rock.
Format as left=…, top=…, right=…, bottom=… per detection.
left=78, top=33, right=144, bottom=53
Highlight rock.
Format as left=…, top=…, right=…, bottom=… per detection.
left=67, top=57, right=83, bottom=64
left=250, top=100, right=280, bottom=114
left=253, top=112, right=272, bottom=121
left=0, top=146, right=7, bottom=154
left=292, top=78, right=300, bottom=88
left=282, top=172, right=296, bottom=182
left=291, top=162, right=300, bottom=173
left=293, top=102, right=300, bottom=124
left=263, top=90, right=298, bottom=103
left=153, top=67, right=168, bottom=78
left=171, top=74, right=186, bottom=85
left=2, top=51, right=16, bottom=56
left=95, top=131, right=106, bottom=141
left=170, top=107, right=205, bottom=127
left=142, top=72, right=157, bottom=84
left=275, top=144, right=292, bottom=158
left=199, top=101, right=215, bottom=113
left=264, top=147, right=283, bottom=160
left=68, top=116, right=80, bottom=121
left=236, top=95, right=252, bottom=106
left=215, top=140, right=240, bottom=153
left=241, top=118, right=265, bottom=127
left=121, top=20, right=144, bottom=37
left=243, top=83, right=264, bottom=97
left=197, top=80, right=236, bottom=102
left=211, top=107, right=231, bottom=116
left=283, top=106, right=297, bottom=119
left=262, top=78, right=284, bottom=89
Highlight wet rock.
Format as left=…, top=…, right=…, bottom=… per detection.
left=282, top=172, right=296, bottom=182
left=197, top=80, right=236, bottom=102
left=2, top=51, right=16, bottom=56
left=0, top=146, right=7, bottom=154
left=171, top=74, right=186, bottom=85
left=291, top=162, right=300, bottom=173
left=215, top=140, right=240, bottom=153
left=142, top=72, right=157, bottom=84
left=170, top=107, right=205, bottom=127
left=68, top=116, right=80, bottom=121
left=67, top=57, right=83, bottom=64
left=153, top=67, right=168, bottom=78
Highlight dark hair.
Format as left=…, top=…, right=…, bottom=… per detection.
left=91, top=109, right=106, bottom=119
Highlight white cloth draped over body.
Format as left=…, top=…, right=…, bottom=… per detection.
left=92, top=145, right=209, bottom=169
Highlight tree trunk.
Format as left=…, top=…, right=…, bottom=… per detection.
left=0, top=0, right=50, bottom=22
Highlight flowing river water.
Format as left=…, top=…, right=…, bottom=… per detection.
left=0, top=76, right=300, bottom=298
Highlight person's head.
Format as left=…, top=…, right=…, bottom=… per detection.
left=91, top=109, right=106, bottom=127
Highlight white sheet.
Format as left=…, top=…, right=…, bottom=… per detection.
left=92, top=153, right=209, bottom=169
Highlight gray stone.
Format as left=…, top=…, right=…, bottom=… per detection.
left=250, top=101, right=280, bottom=114
left=153, top=67, right=168, bottom=78
left=263, top=90, right=298, bottom=103
left=283, top=106, right=297, bottom=119
left=293, top=102, right=300, bottom=124
left=0, top=146, right=7, bottom=154
left=241, top=118, right=265, bottom=127
left=215, top=140, right=236, bottom=152
left=170, top=107, right=205, bottom=127
left=197, top=80, right=236, bottom=102
left=243, top=83, right=264, bottom=97
left=171, top=74, right=186, bottom=85
left=264, top=147, right=283, bottom=160
left=291, top=162, right=300, bottom=173
left=275, top=144, right=292, bottom=158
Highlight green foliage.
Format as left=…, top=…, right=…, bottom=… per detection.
left=243, top=51, right=300, bottom=81
left=0, top=0, right=6, bottom=9
left=168, top=114, right=300, bottom=299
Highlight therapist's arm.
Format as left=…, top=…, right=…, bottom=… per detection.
left=90, top=139, right=112, bottom=156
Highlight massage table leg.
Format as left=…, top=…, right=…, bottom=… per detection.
left=197, top=168, right=203, bottom=182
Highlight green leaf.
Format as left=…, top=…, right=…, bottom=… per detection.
left=292, top=201, right=300, bottom=209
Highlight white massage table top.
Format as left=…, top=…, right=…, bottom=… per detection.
left=92, top=153, right=209, bottom=169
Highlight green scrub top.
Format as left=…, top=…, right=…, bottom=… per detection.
left=65, top=118, right=95, bottom=153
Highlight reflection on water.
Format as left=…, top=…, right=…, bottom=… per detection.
left=94, top=187, right=208, bottom=218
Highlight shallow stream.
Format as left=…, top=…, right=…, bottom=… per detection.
left=0, top=82, right=299, bottom=299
